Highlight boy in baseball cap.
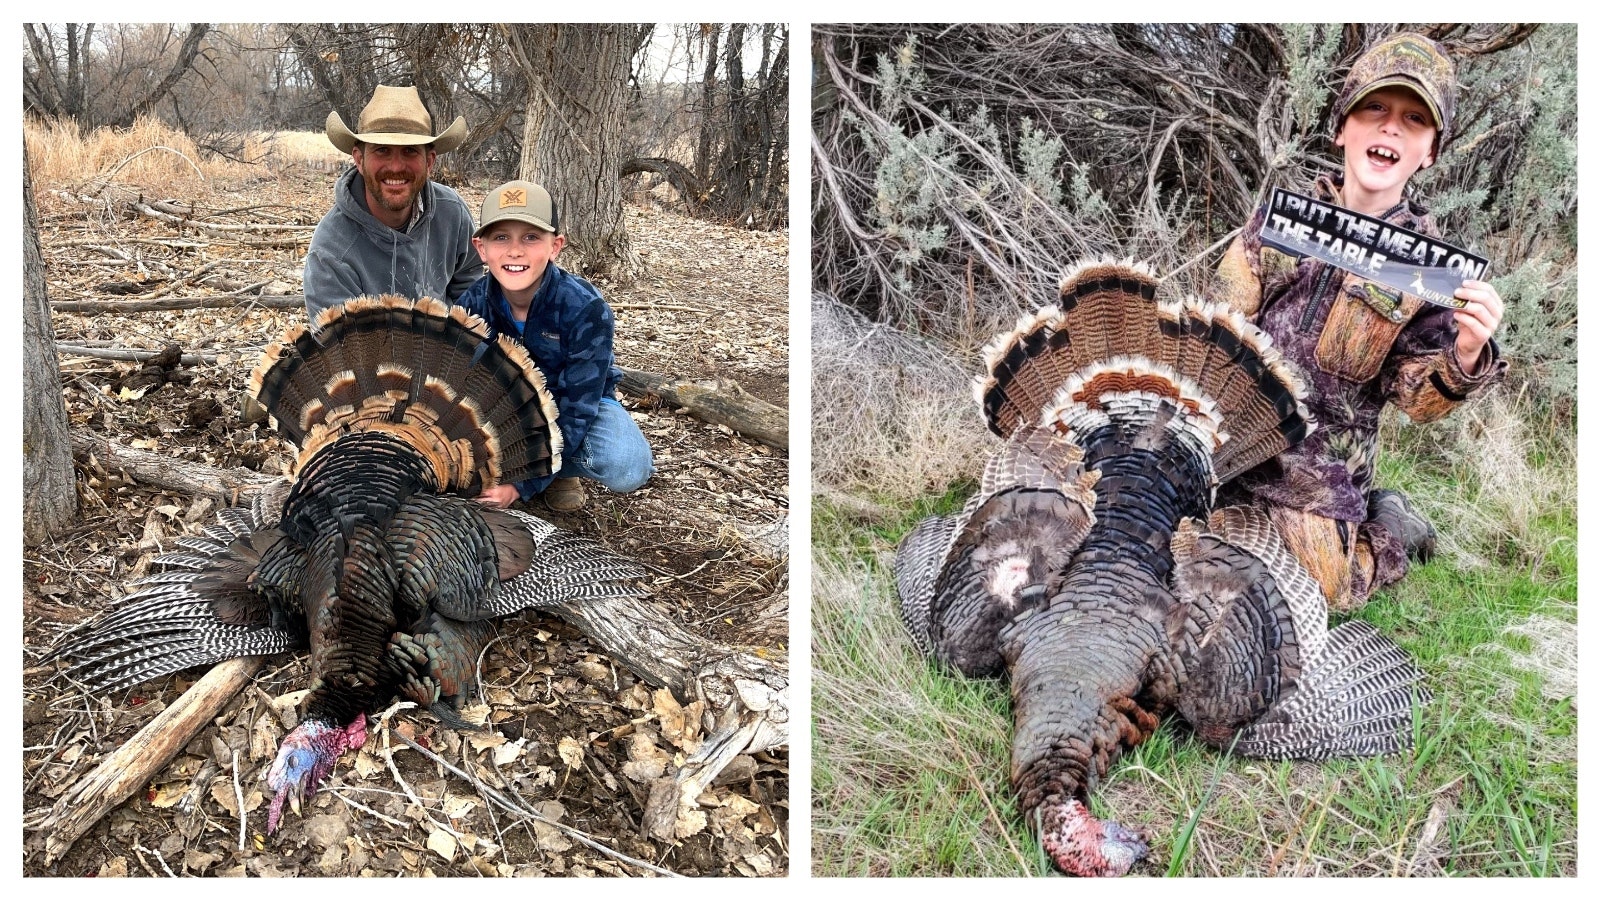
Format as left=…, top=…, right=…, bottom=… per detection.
left=1210, top=32, right=1506, bottom=612
left=457, top=180, right=653, bottom=511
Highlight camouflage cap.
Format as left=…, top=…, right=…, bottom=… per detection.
left=1333, top=32, right=1457, bottom=152
left=475, top=180, right=560, bottom=238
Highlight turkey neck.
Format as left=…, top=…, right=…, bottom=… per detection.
left=283, top=432, right=439, bottom=728
left=1000, top=416, right=1214, bottom=820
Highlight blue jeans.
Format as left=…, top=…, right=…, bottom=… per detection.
left=554, top=398, right=653, bottom=493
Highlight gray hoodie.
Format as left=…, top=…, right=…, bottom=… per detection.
left=303, top=168, right=482, bottom=320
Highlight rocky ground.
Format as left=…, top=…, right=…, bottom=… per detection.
left=21, top=167, right=789, bottom=877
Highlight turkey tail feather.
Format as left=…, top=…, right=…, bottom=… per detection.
left=974, top=260, right=1314, bottom=482
left=250, top=295, right=561, bottom=495
left=52, top=502, right=300, bottom=693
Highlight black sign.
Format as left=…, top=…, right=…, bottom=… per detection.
left=1259, top=188, right=1487, bottom=309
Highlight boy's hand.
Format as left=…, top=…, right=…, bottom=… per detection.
left=1453, top=279, right=1503, bottom=374
left=476, top=484, right=520, bottom=509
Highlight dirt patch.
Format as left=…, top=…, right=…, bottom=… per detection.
left=22, top=165, right=788, bottom=877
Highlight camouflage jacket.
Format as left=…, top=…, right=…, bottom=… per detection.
left=1211, top=174, right=1507, bottom=522
left=457, top=263, right=623, bottom=498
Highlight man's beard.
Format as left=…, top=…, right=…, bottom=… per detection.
left=362, top=168, right=422, bottom=214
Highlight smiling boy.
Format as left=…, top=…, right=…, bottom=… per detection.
left=456, top=180, right=653, bottom=512
left=1211, top=32, right=1507, bottom=611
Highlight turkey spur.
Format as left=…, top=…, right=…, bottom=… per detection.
left=895, top=261, right=1431, bottom=877
left=53, top=296, right=647, bottom=834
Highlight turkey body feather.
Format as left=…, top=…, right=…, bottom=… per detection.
left=53, top=296, right=647, bottom=834
left=896, top=261, right=1430, bottom=877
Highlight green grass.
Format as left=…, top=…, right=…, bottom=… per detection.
left=811, top=416, right=1577, bottom=877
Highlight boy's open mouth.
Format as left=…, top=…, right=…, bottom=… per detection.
left=1367, top=145, right=1400, bottom=167
left=502, top=265, right=530, bottom=273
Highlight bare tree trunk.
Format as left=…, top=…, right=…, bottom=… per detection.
left=504, top=23, right=653, bottom=284
left=23, top=142, right=77, bottom=545
left=694, top=24, right=722, bottom=185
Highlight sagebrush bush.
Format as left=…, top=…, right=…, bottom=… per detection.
left=811, top=293, right=986, bottom=501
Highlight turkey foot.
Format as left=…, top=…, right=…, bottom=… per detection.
left=1039, top=798, right=1148, bottom=877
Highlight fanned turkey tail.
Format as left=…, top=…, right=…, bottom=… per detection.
left=250, top=294, right=562, bottom=495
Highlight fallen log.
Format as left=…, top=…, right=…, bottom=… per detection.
left=40, top=656, right=265, bottom=864
left=618, top=366, right=787, bottom=451
left=52, top=295, right=304, bottom=314
left=59, top=345, right=219, bottom=366
left=71, top=428, right=280, bottom=501
left=44, top=439, right=787, bottom=853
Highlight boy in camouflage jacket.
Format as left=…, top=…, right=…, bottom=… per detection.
left=1211, top=32, right=1506, bottom=611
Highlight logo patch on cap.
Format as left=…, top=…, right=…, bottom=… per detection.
left=1394, top=39, right=1434, bottom=63
left=501, top=188, right=526, bottom=207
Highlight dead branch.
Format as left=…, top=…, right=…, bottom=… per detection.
left=58, top=345, right=220, bottom=366
left=618, top=367, right=787, bottom=451
left=621, top=156, right=708, bottom=213
left=138, top=199, right=314, bottom=233
left=39, top=656, right=265, bottom=864
left=49, top=190, right=313, bottom=248
left=71, top=428, right=280, bottom=500
left=52, top=296, right=304, bottom=314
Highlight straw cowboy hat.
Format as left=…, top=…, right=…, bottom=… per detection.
left=325, top=84, right=467, bottom=154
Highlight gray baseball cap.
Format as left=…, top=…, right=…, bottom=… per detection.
left=475, top=180, right=559, bottom=237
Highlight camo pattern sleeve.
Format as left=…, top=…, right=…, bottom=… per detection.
left=1382, top=303, right=1508, bottom=424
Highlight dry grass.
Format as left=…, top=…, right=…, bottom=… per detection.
left=811, top=293, right=987, bottom=504
left=810, top=548, right=1035, bottom=876
left=26, top=115, right=231, bottom=193
left=243, top=130, right=349, bottom=173
left=24, top=116, right=346, bottom=197
left=1384, top=390, right=1575, bottom=574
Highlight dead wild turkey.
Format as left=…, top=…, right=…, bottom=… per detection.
left=53, top=296, right=647, bottom=833
left=896, top=261, right=1430, bottom=877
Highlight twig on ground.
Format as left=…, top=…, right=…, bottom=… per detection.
left=325, top=788, right=412, bottom=829
left=232, top=749, right=246, bottom=851
left=376, top=702, right=466, bottom=840
left=135, top=842, right=177, bottom=877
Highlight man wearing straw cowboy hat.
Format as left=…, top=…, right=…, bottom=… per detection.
left=304, top=84, right=481, bottom=319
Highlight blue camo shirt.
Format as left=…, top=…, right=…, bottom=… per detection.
left=456, top=263, right=623, bottom=498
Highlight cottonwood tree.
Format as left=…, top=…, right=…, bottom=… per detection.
left=504, top=23, right=654, bottom=283
left=23, top=140, right=77, bottom=545
left=694, top=23, right=788, bottom=228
